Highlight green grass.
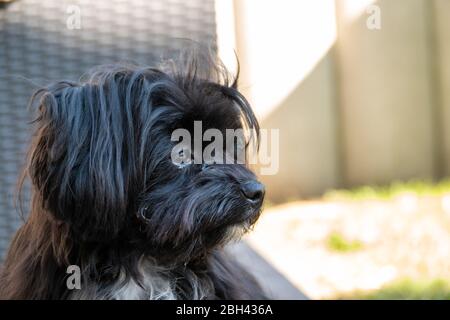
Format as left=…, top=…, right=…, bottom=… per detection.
left=326, top=232, right=363, bottom=253
left=338, top=278, right=450, bottom=300
left=324, top=179, right=450, bottom=201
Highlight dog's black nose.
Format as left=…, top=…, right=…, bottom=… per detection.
left=240, top=181, right=265, bottom=203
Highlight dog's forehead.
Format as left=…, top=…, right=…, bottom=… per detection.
left=177, top=99, right=243, bottom=132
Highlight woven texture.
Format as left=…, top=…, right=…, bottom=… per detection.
left=0, top=0, right=217, bottom=259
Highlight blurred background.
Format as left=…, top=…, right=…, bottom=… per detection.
left=0, top=0, right=449, bottom=299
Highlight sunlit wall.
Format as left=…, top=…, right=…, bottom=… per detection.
left=216, top=0, right=450, bottom=201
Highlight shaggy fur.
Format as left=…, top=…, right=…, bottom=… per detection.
left=0, top=49, right=266, bottom=299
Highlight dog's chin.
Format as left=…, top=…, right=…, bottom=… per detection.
left=221, top=206, right=263, bottom=242
left=233, top=201, right=263, bottom=225
left=146, top=206, right=261, bottom=265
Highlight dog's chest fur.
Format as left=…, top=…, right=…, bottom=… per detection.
left=68, top=258, right=210, bottom=300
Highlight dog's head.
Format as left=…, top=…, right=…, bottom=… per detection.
left=27, top=50, right=264, bottom=264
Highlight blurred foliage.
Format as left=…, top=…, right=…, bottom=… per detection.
left=338, top=278, right=450, bottom=300
left=326, top=232, right=363, bottom=253
left=324, top=179, right=450, bottom=201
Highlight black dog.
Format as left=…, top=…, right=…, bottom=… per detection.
left=0, top=50, right=266, bottom=299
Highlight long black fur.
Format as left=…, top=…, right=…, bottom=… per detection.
left=0, top=49, right=266, bottom=299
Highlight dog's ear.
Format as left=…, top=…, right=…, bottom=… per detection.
left=28, top=81, right=129, bottom=242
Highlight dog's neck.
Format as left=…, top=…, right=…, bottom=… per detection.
left=0, top=210, right=265, bottom=299
left=0, top=213, right=212, bottom=299
left=68, top=256, right=212, bottom=300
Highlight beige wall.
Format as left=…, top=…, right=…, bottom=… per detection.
left=434, top=0, right=450, bottom=177
left=227, top=0, right=450, bottom=201
left=335, top=0, right=435, bottom=186
left=232, top=0, right=340, bottom=200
